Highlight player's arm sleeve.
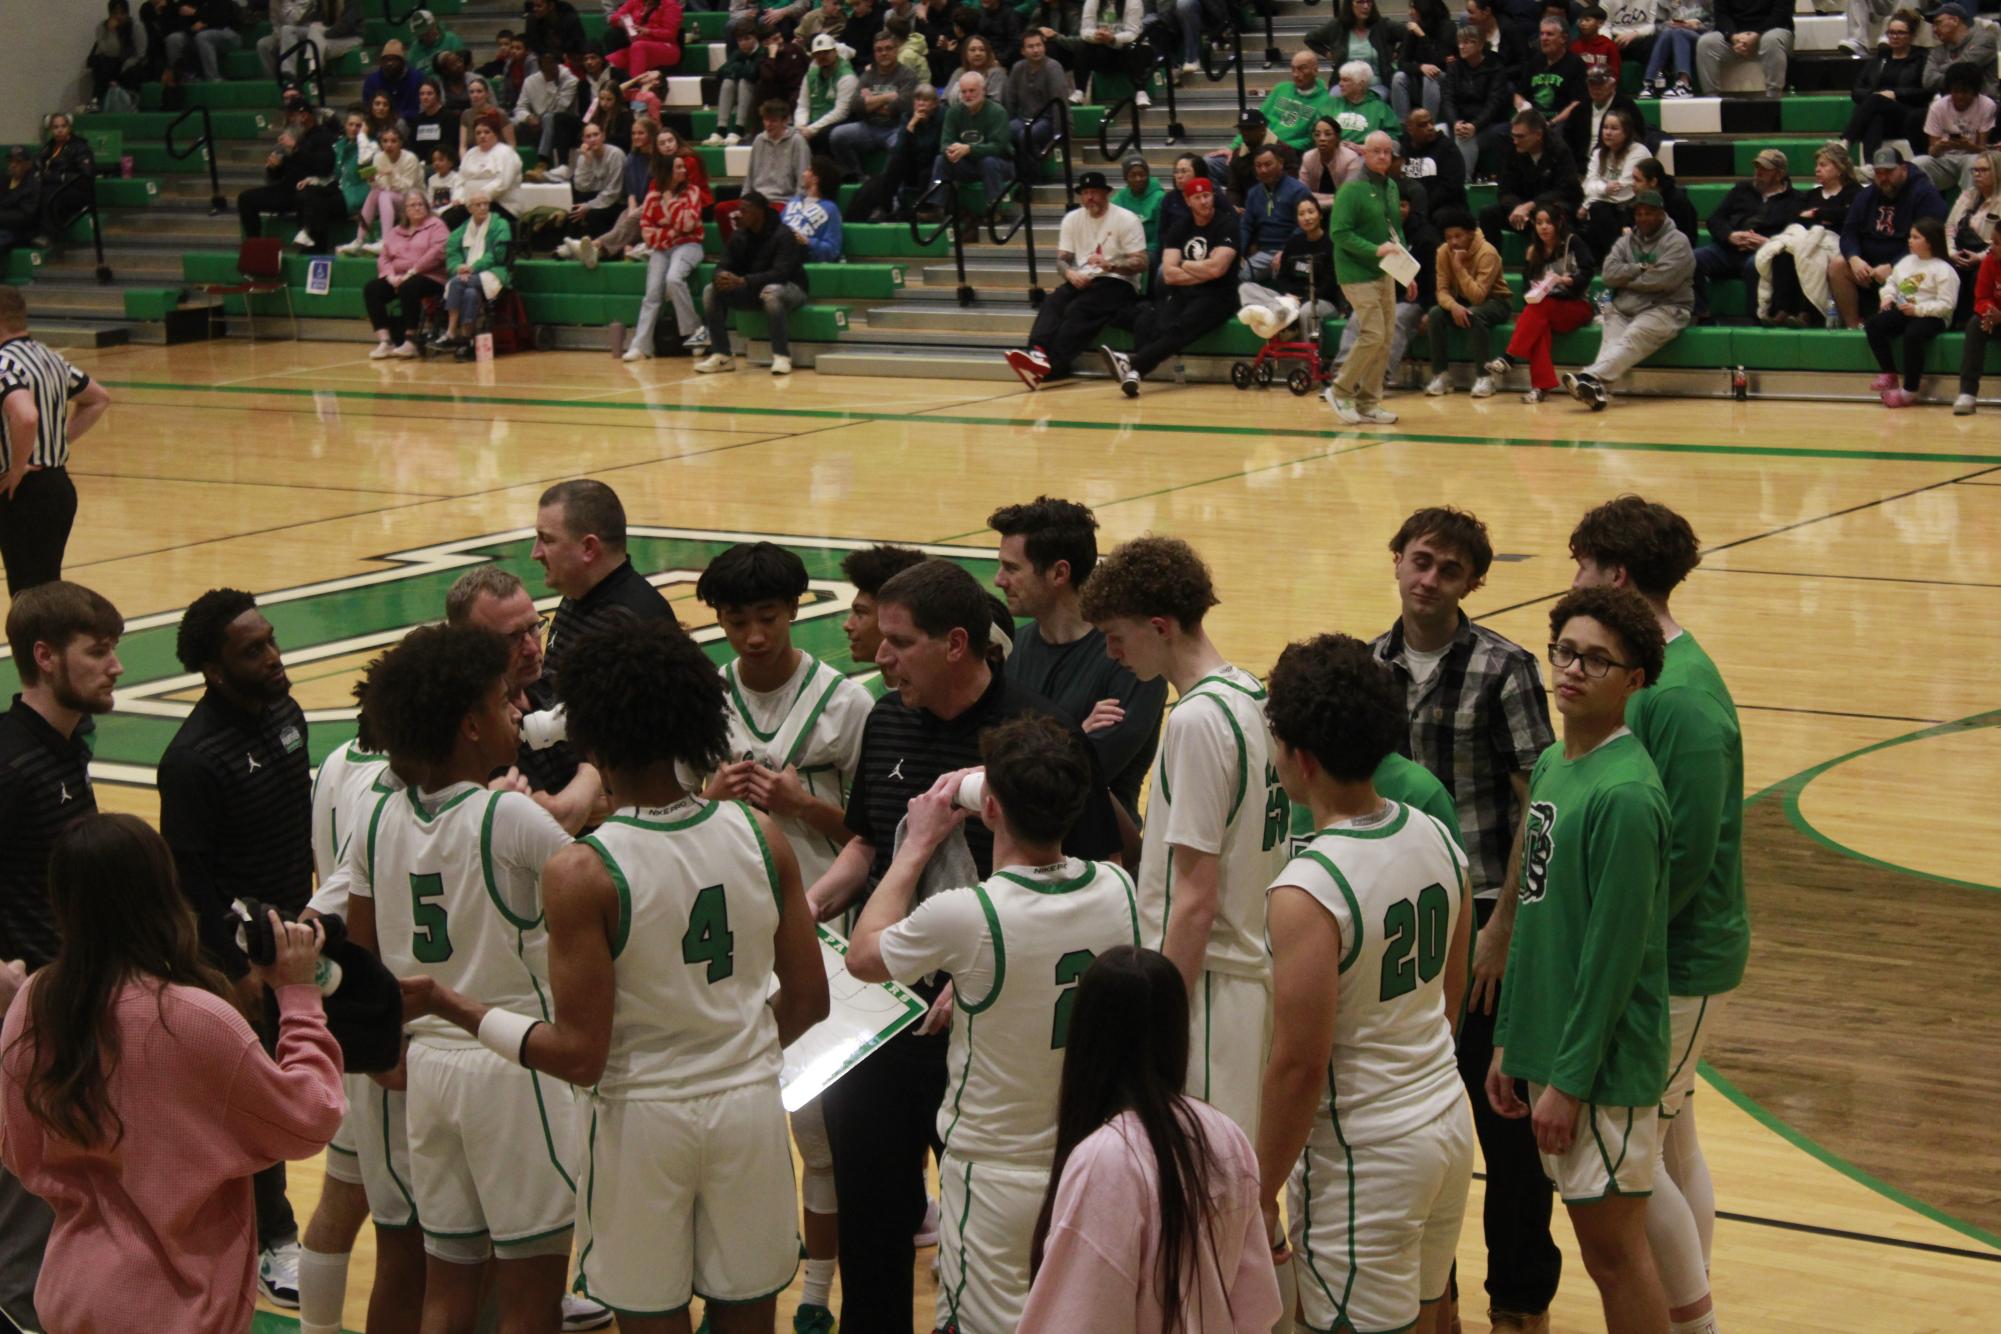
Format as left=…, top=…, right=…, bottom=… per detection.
left=1647, top=694, right=1729, bottom=918
left=493, top=789, right=575, bottom=872
left=874, top=887, right=986, bottom=987
left=62, top=357, right=90, bottom=398
left=1548, top=785, right=1665, bottom=1099
left=157, top=749, right=249, bottom=977
left=1492, top=651, right=1557, bottom=774
left=1160, top=704, right=1238, bottom=856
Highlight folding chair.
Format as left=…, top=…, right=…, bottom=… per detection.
left=201, top=237, right=296, bottom=341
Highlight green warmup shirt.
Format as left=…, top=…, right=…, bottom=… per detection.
left=1627, top=631, right=1748, bottom=997
left=1256, top=79, right=1339, bottom=151
left=1495, top=732, right=1671, bottom=1107
left=1328, top=170, right=1402, bottom=286
left=940, top=98, right=1010, bottom=159
left=1330, top=91, right=1401, bottom=144
left=1288, top=752, right=1461, bottom=855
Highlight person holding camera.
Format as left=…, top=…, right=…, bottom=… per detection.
left=0, top=814, right=343, bottom=1334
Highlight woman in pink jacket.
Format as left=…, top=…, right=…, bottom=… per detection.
left=1020, top=947, right=1282, bottom=1334
left=0, top=813, right=345, bottom=1334
left=363, top=189, right=451, bottom=358
left=606, top=0, right=685, bottom=78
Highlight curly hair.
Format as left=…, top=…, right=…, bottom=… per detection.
left=174, top=588, right=258, bottom=672
left=841, top=544, right=927, bottom=598
left=987, top=496, right=1101, bottom=585
left=1548, top=586, right=1665, bottom=687
left=1567, top=495, right=1700, bottom=599
left=696, top=542, right=810, bottom=610
left=359, top=625, right=512, bottom=771
left=980, top=715, right=1093, bottom=846
left=1077, top=535, right=1219, bottom=630
left=556, top=620, right=731, bottom=776
left=1388, top=507, right=1493, bottom=582
left=1266, top=634, right=1407, bottom=782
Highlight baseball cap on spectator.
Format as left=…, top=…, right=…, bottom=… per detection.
left=1753, top=147, right=1790, bottom=171
left=810, top=33, right=838, bottom=52
left=1077, top=170, right=1110, bottom=191
left=411, top=7, right=437, bottom=27
left=1870, top=145, right=1905, bottom=168
left=1237, top=109, right=1268, bottom=132
left=1587, top=67, right=1614, bottom=83
left=1183, top=176, right=1214, bottom=197
left=1930, top=3, right=1970, bottom=21
left=1633, top=189, right=1664, bottom=208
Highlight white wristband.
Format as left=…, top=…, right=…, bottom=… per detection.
left=477, top=1008, right=542, bottom=1066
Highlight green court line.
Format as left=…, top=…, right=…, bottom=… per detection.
left=100, top=380, right=2001, bottom=466
left=1698, top=1062, right=2001, bottom=1252
left=1770, top=710, right=2001, bottom=896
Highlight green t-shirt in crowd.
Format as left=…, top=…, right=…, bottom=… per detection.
left=1495, top=731, right=1671, bottom=1107
left=1330, top=91, right=1401, bottom=145
left=940, top=98, right=1010, bottom=158
left=1289, top=752, right=1461, bottom=855
left=1111, top=179, right=1166, bottom=249
left=1257, top=79, right=1339, bottom=151
left=1627, top=631, right=1748, bottom=997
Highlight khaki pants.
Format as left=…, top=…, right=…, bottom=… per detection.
left=1335, top=276, right=1396, bottom=411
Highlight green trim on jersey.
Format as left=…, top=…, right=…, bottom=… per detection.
left=940, top=1011, right=978, bottom=1152
left=573, top=1104, right=602, bottom=1298
left=1302, top=802, right=1411, bottom=842
left=991, top=861, right=1097, bottom=895
left=363, top=788, right=393, bottom=894
left=743, top=801, right=784, bottom=912
left=580, top=836, right=633, bottom=960
left=526, top=1066, right=578, bottom=1193
left=481, top=792, right=542, bottom=930
left=945, top=1157, right=975, bottom=1327
left=1109, top=862, right=1142, bottom=945
left=601, top=799, right=721, bottom=833
left=781, top=669, right=851, bottom=770
left=957, top=885, right=1008, bottom=1014
left=726, top=655, right=823, bottom=744
left=1191, top=693, right=1252, bottom=823
left=403, top=782, right=480, bottom=824
left=1298, top=849, right=1365, bottom=973
left=1187, top=671, right=1269, bottom=702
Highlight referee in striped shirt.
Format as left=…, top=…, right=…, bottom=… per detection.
left=0, top=287, right=112, bottom=594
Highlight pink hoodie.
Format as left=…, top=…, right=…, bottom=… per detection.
left=1, top=980, right=345, bottom=1334
left=379, top=212, right=450, bottom=285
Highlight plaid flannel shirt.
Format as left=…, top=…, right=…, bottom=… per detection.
left=1371, top=613, right=1554, bottom=899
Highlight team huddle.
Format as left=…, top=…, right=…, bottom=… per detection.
left=297, top=488, right=1744, bottom=1334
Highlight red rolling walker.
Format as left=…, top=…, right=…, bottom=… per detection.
left=1228, top=270, right=1335, bottom=396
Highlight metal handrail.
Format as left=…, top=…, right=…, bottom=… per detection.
left=48, top=177, right=112, bottom=285
left=382, top=1, right=424, bottom=25
left=276, top=36, right=326, bottom=110
left=1199, top=25, right=1248, bottom=120
left=1096, top=92, right=1142, bottom=164
left=1156, top=36, right=1186, bottom=145
left=1025, top=95, right=1075, bottom=214
left=910, top=176, right=973, bottom=307
left=164, top=105, right=226, bottom=215
left=1255, top=4, right=1279, bottom=70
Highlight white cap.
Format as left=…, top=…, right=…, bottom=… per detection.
left=810, top=32, right=839, bottom=52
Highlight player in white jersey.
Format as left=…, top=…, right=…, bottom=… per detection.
left=1078, top=535, right=1289, bottom=1140
left=1259, top=635, right=1476, bottom=1334
left=848, top=715, right=1141, bottom=1334
left=295, top=714, right=430, bottom=1334
left=406, top=620, right=829, bottom=1334
left=343, top=626, right=580, bottom=1334
left=693, top=542, right=871, bottom=1334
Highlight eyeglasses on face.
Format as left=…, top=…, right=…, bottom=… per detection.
left=1547, top=642, right=1633, bottom=679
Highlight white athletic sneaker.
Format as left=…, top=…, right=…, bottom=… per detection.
left=391, top=340, right=419, bottom=358
left=292, top=229, right=315, bottom=248
left=626, top=243, right=649, bottom=261
left=336, top=238, right=366, bottom=256
left=1954, top=393, right=1977, bottom=415
left=1471, top=375, right=1496, bottom=398
left=1068, top=89, right=1085, bottom=104
left=722, top=132, right=742, bottom=146
left=1425, top=372, right=1452, bottom=395
left=259, top=1241, right=302, bottom=1309
left=1323, top=387, right=1364, bottom=423
left=1238, top=305, right=1277, bottom=340
left=702, top=131, right=726, bottom=146
left=578, top=236, right=599, bottom=269
left=1135, top=90, right=1152, bottom=107
left=1362, top=405, right=1398, bottom=424
left=770, top=354, right=793, bottom=375
left=369, top=339, right=394, bottom=359
left=561, top=1294, right=615, bottom=1331
left=555, top=238, right=578, bottom=258
left=914, top=1196, right=941, bottom=1248
left=1180, top=60, right=1201, bottom=76
left=361, top=241, right=382, bottom=255
left=621, top=344, right=652, bottom=362
left=693, top=353, right=736, bottom=373
left=684, top=326, right=710, bottom=348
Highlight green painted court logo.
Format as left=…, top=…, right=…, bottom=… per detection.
left=0, top=528, right=1001, bottom=789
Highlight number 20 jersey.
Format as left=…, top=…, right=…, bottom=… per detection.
left=1273, top=803, right=1469, bottom=1147
left=579, top=799, right=783, bottom=1100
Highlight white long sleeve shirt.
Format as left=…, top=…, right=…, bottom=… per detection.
left=1878, top=254, right=1960, bottom=320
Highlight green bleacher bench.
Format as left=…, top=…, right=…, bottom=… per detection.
left=3, top=250, right=41, bottom=282
left=95, top=177, right=163, bottom=207
left=685, top=12, right=734, bottom=41
left=122, top=288, right=183, bottom=321
left=82, top=110, right=273, bottom=140
left=83, top=129, right=123, bottom=162
left=505, top=259, right=908, bottom=300
left=125, top=143, right=213, bottom=175
left=222, top=47, right=367, bottom=80
left=677, top=44, right=725, bottom=74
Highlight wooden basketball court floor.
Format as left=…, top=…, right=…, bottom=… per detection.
left=12, top=340, right=2000, bottom=1331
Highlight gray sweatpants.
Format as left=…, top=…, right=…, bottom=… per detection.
left=1695, top=27, right=1793, bottom=95
left=1584, top=302, right=1692, bottom=383
left=0, top=1167, right=51, bottom=1330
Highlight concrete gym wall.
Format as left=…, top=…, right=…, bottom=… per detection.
left=0, top=1, right=97, bottom=145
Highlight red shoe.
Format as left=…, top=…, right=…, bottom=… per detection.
left=1005, top=347, right=1050, bottom=390
left=1869, top=371, right=1899, bottom=392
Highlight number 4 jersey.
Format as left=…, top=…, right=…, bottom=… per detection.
left=348, top=782, right=573, bottom=1049
left=877, top=858, right=1140, bottom=1168
left=1273, top=802, right=1468, bottom=1147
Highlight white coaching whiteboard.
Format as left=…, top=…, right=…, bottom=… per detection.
left=778, top=926, right=929, bottom=1111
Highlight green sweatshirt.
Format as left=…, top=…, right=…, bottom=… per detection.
left=1327, top=171, right=1402, bottom=286
left=1330, top=91, right=1401, bottom=145
left=1288, top=752, right=1461, bottom=854
left=1627, top=632, right=1748, bottom=997
left=1496, top=733, right=1671, bottom=1107
left=940, top=98, right=1010, bottom=159
left=1111, top=179, right=1166, bottom=248
left=1258, top=79, right=1339, bottom=151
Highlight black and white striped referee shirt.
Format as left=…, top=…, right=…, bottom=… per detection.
left=0, top=334, right=91, bottom=473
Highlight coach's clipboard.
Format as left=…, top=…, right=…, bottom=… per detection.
left=777, top=926, right=929, bottom=1111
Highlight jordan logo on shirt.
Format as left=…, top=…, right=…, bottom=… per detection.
left=246, top=753, right=262, bottom=774
left=57, top=782, right=73, bottom=804
left=887, top=758, right=907, bottom=782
